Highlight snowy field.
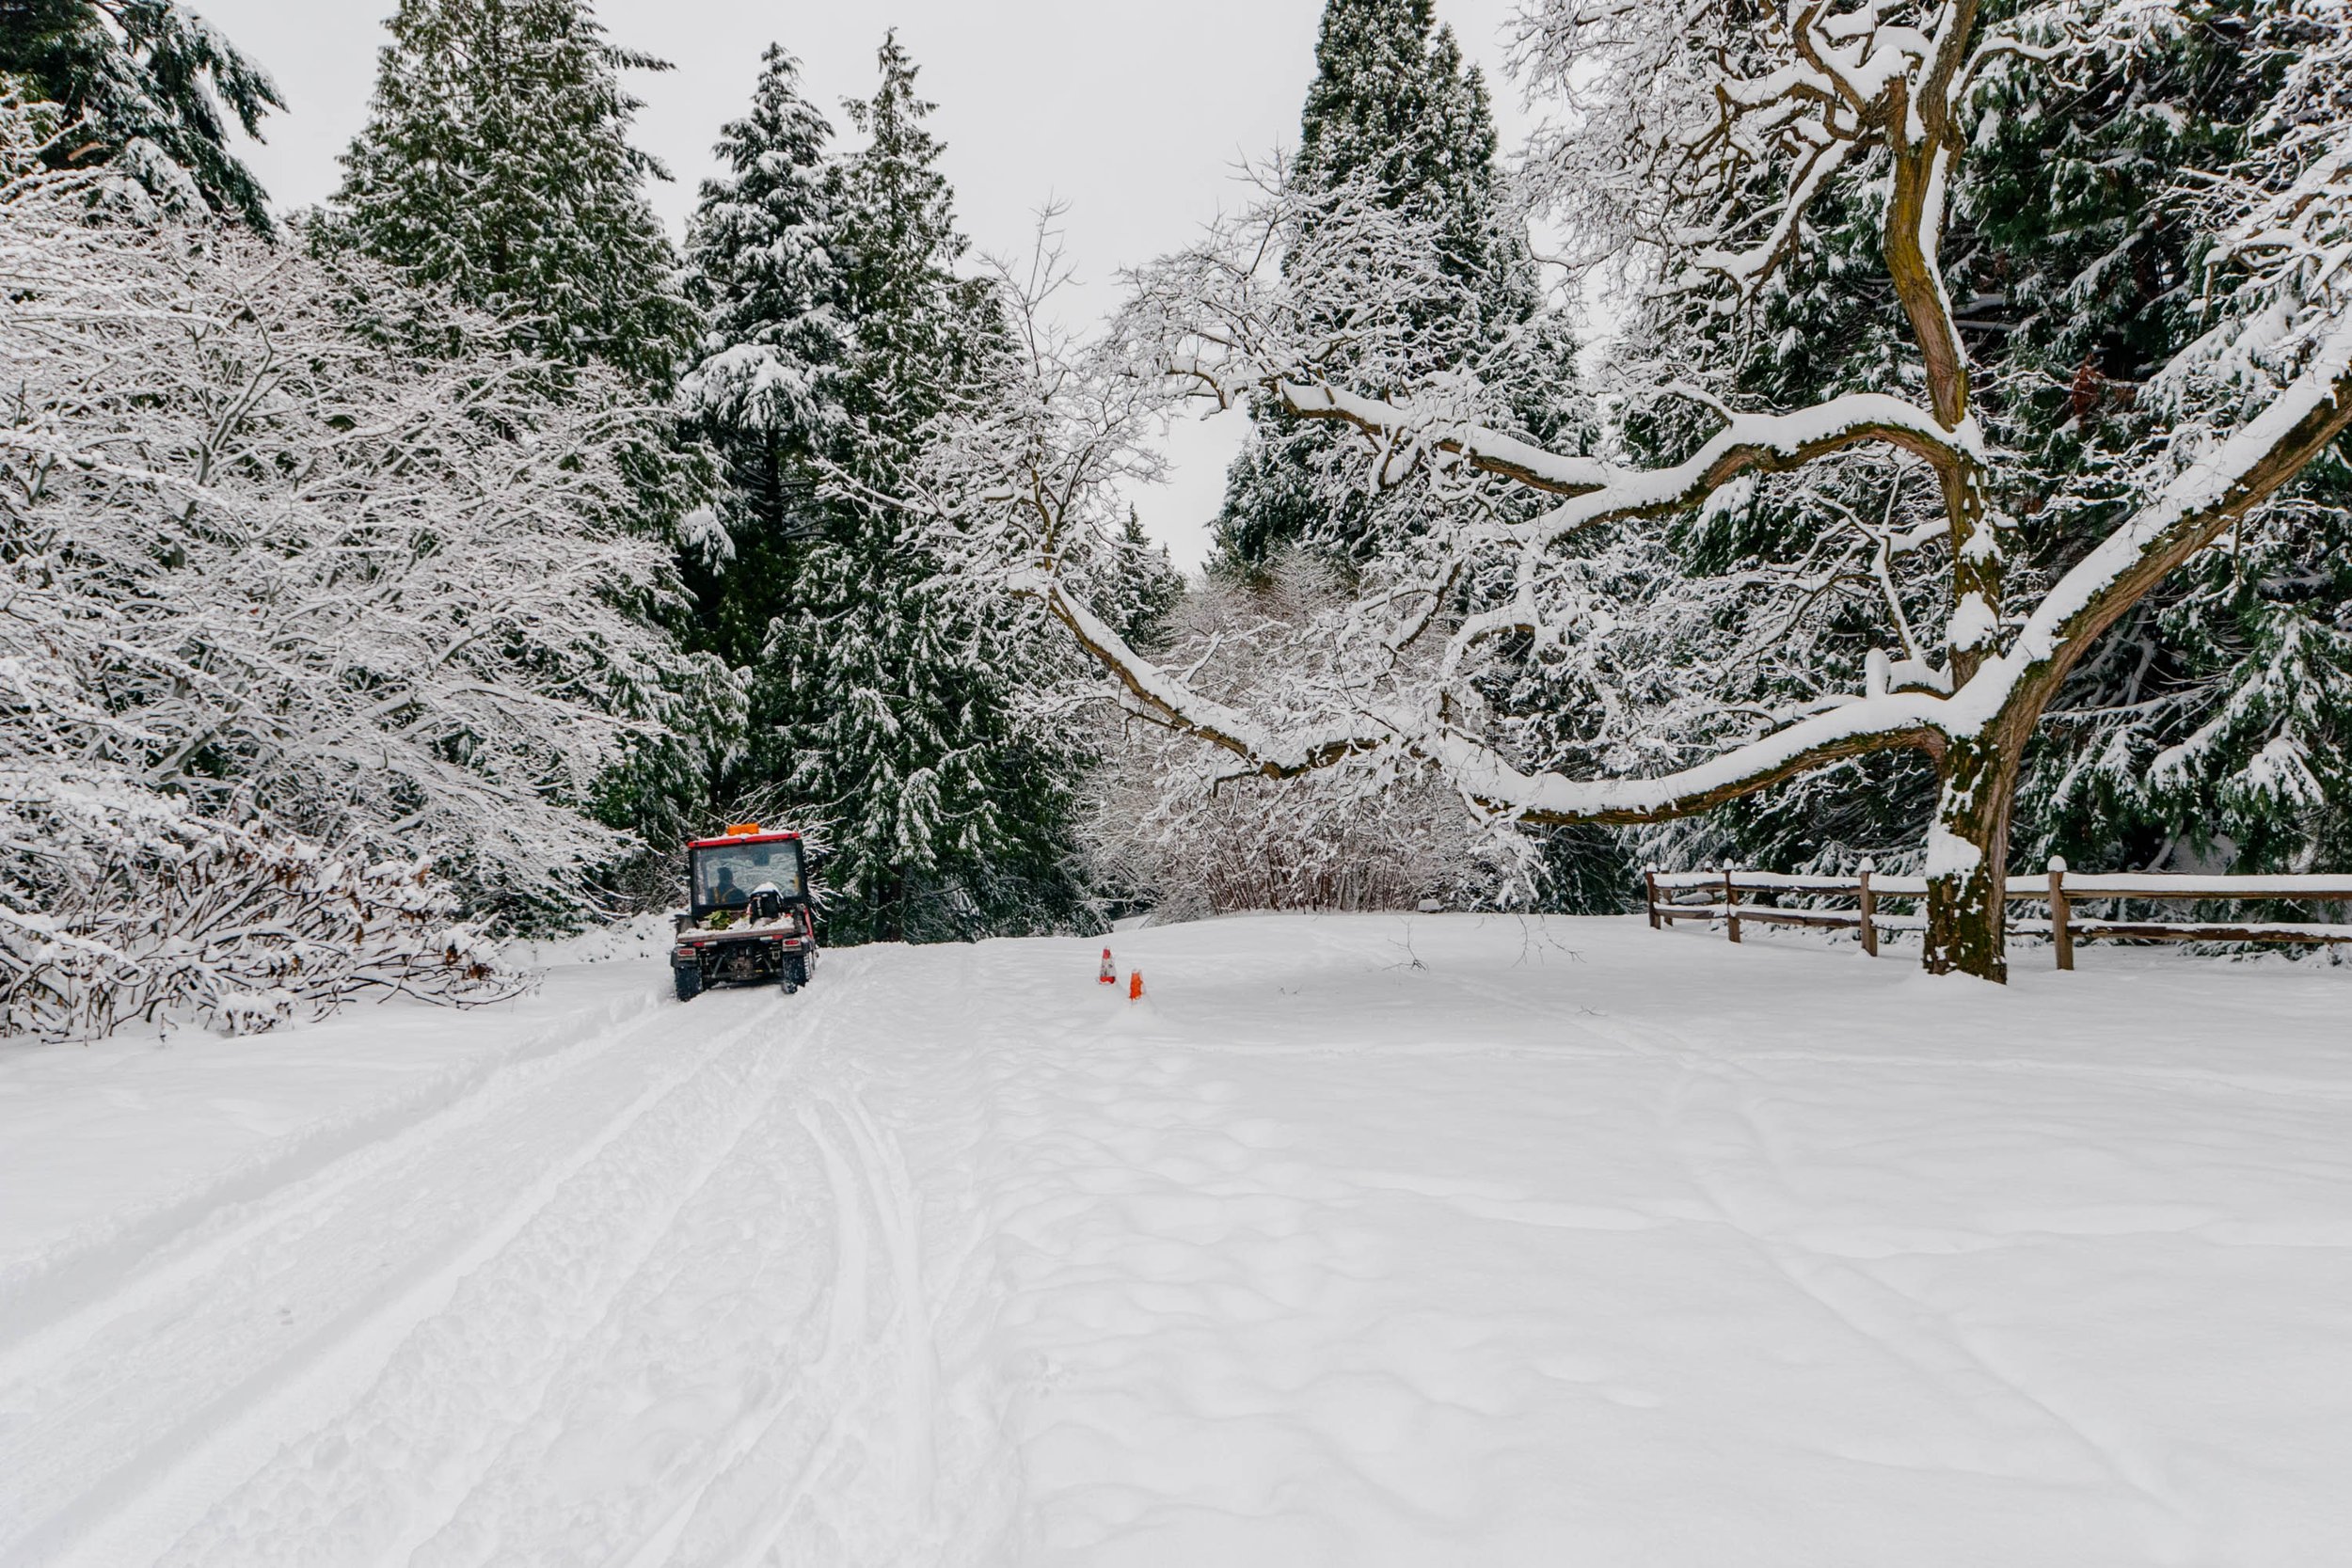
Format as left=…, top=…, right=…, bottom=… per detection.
left=4, top=914, right=2351, bottom=1566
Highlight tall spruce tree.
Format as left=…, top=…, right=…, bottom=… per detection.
left=675, top=45, right=842, bottom=709
left=0, top=0, right=281, bottom=230
left=1214, top=0, right=1549, bottom=569
left=764, top=35, right=1091, bottom=943
left=323, top=0, right=693, bottom=390
left=1103, top=508, right=1187, bottom=655
left=1217, top=0, right=1621, bottom=908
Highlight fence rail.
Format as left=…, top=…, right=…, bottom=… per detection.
left=1643, top=862, right=2352, bottom=969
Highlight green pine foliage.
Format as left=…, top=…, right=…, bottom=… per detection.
left=1214, top=0, right=1560, bottom=571
left=0, top=0, right=281, bottom=230
left=675, top=43, right=841, bottom=736
left=787, top=38, right=1094, bottom=943
left=1295, top=0, right=1507, bottom=286
left=1103, top=509, right=1187, bottom=656
left=684, top=36, right=1100, bottom=944
left=322, top=0, right=695, bottom=391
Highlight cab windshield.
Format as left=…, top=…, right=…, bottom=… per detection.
left=691, top=840, right=803, bottom=910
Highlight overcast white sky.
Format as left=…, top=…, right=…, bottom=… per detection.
left=195, top=0, right=1534, bottom=570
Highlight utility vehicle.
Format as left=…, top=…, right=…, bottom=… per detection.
left=671, top=824, right=818, bottom=1002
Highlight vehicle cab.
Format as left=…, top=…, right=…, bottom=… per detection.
left=671, top=825, right=818, bottom=1001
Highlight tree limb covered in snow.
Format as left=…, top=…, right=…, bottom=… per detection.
left=923, top=1, right=2352, bottom=977
left=0, top=104, right=719, bottom=1033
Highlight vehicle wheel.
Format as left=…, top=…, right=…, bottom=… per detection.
left=783, top=982, right=801, bottom=995
left=673, top=964, right=703, bottom=1003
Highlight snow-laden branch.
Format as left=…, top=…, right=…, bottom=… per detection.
left=1271, top=380, right=1613, bottom=495
left=1025, top=298, right=2348, bottom=828
left=1278, top=379, right=1983, bottom=542
left=1015, top=566, right=1390, bottom=778
left=919, top=1, right=2352, bottom=977
left=0, top=123, right=721, bottom=1033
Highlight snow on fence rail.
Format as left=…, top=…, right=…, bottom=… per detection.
left=1642, top=863, right=2352, bottom=970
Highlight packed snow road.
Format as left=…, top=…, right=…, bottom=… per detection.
left=5, top=916, right=2352, bottom=1566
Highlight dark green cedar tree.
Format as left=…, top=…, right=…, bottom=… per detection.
left=0, top=0, right=280, bottom=230
left=323, top=0, right=695, bottom=391
left=768, top=35, right=1095, bottom=944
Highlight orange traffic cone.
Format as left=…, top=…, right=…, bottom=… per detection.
left=1098, top=947, right=1117, bottom=985
left=1128, top=970, right=1145, bottom=1001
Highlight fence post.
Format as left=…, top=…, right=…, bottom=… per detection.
left=2049, top=856, right=2074, bottom=972
left=1645, top=868, right=1661, bottom=929
left=1724, top=867, right=1741, bottom=944
left=1857, top=858, right=1878, bottom=958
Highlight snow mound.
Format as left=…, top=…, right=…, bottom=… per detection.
left=505, top=912, right=677, bottom=969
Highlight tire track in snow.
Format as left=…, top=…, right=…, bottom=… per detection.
left=596, top=958, right=1007, bottom=1568
left=521, top=1085, right=893, bottom=1568
left=320, top=991, right=819, bottom=1568
left=671, top=1096, right=931, bottom=1568
left=825, top=1088, right=941, bottom=1511
left=368, top=983, right=869, bottom=1568
left=2, top=988, right=797, bottom=1568
left=338, top=950, right=1006, bottom=1568
left=0, top=981, right=671, bottom=1389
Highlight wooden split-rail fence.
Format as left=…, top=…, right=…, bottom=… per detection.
left=1643, top=861, right=2352, bottom=970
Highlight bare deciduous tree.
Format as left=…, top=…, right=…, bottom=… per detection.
left=925, top=2, right=2352, bottom=980
left=1, top=105, right=717, bottom=1033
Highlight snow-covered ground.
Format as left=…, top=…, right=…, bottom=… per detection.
left=5, top=914, right=2351, bottom=1566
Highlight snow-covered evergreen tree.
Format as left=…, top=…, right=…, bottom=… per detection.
left=1294, top=0, right=1510, bottom=289
left=1102, top=508, right=1186, bottom=655
left=1214, top=0, right=1558, bottom=569
left=672, top=44, right=842, bottom=810
left=0, top=0, right=280, bottom=230
left=769, top=37, right=1093, bottom=944
left=321, top=0, right=693, bottom=389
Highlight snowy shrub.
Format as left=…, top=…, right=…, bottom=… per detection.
left=1081, top=554, right=1519, bottom=919
left=0, top=789, right=516, bottom=1040
left=0, top=102, right=704, bottom=1036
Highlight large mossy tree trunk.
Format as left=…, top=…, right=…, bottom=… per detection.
left=1922, top=730, right=2025, bottom=981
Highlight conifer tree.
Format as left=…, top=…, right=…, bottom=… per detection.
left=0, top=0, right=281, bottom=230
left=675, top=45, right=842, bottom=703
left=1104, top=508, right=1187, bottom=654
left=1294, top=0, right=1507, bottom=288
left=323, top=0, right=693, bottom=390
left=1214, top=0, right=1551, bottom=569
left=770, top=36, right=1092, bottom=943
